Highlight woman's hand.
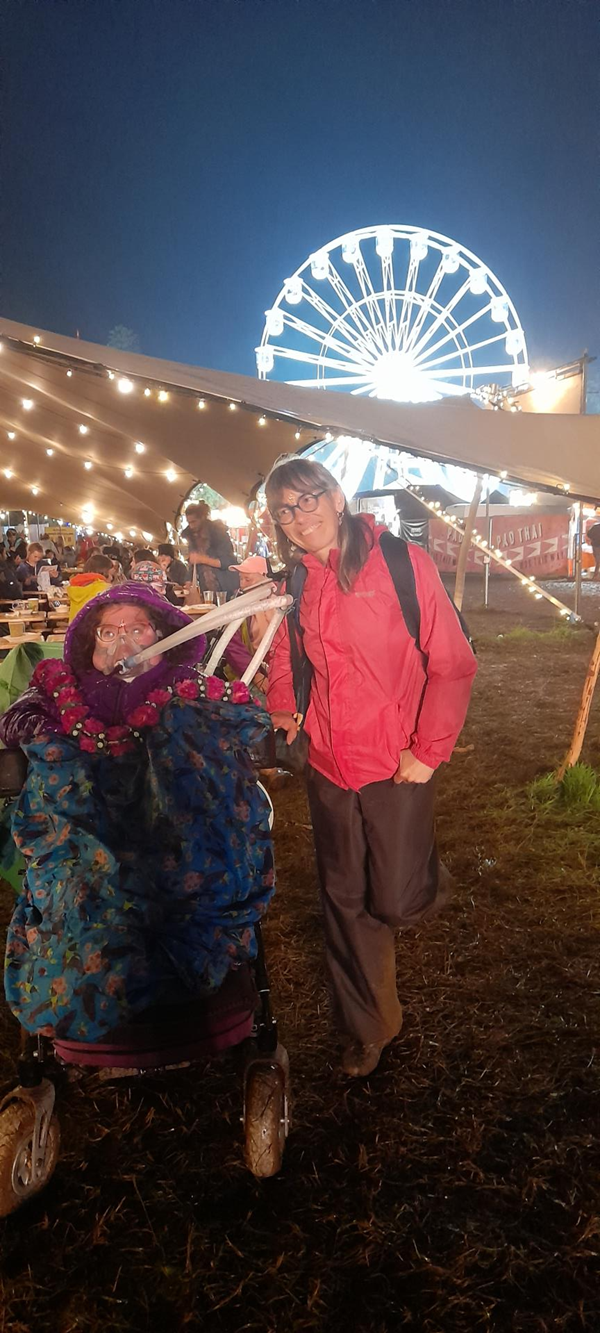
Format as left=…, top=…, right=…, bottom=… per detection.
left=393, top=749, right=435, bottom=784
left=271, top=711, right=299, bottom=745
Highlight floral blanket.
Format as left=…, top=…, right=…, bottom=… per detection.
left=5, top=697, right=274, bottom=1041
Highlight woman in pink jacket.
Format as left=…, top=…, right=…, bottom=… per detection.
left=266, top=457, right=477, bottom=1078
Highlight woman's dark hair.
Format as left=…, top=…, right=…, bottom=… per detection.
left=83, top=553, right=113, bottom=576
left=14, top=541, right=28, bottom=562
left=264, top=457, right=372, bottom=593
left=133, top=548, right=156, bottom=563
left=158, top=543, right=175, bottom=559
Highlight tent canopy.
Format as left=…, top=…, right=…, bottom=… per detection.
left=0, top=315, right=598, bottom=537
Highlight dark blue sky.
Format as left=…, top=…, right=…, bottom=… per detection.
left=3, top=0, right=598, bottom=376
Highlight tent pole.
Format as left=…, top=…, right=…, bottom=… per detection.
left=454, top=476, right=483, bottom=612
left=483, top=480, right=490, bottom=609
left=556, top=627, right=600, bottom=779
left=574, top=502, right=583, bottom=618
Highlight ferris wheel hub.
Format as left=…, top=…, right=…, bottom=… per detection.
left=371, top=350, right=443, bottom=404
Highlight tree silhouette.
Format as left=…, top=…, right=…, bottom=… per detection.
left=107, top=325, right=140, bottom=352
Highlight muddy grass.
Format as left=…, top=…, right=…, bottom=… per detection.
left=2, top=583, right=600, bottom=1331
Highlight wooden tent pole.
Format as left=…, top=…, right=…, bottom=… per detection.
left=556, top=627, right=600, bottom=779
left=454, top=476, right=483, bottom=612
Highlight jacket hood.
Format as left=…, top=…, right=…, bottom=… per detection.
left=70, top=572, right=110, bottom=587
left=64, top=581, right=205, bottom=671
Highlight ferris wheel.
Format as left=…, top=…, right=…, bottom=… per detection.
left=256, top=225, right=529, bottom=403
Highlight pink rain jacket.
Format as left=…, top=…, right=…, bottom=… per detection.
left=267, top=519, right=477, bottom=792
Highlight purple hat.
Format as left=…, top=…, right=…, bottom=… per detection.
left=64, top=582, right=206, bottom=669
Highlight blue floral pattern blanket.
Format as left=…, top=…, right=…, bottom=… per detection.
left=5, top=697, right=274, bottom=1041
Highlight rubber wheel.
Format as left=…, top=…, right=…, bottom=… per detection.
left=0, top=1101, right=61, bottom=1217
left=244, top=1064, right=287, bottom=1178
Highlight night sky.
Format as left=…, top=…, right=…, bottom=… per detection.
left=3, top=0, right=598, bottom=378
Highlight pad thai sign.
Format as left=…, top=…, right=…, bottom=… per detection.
left=429, top=512, right=569, bottom=577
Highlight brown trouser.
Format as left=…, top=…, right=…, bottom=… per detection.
left=306, top=765, right=449, bottom=1046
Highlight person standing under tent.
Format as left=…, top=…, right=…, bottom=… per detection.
left=265, top=457, right=477, bottom=1078
left=182, top=502, right=240, bottom=599
left=157, top=543, right=189, bottom=605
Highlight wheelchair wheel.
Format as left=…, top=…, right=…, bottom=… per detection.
left=244, top=1051, right=289, bottom=1179
left=0, top=1099, right=61, bottom=1217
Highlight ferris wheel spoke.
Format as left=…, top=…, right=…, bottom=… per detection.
left=408, top=275, right=473, bottom=361
left=298, top=283, right=376, bottom=357
left=424, top=364, right=518, bottom=379
left=353, top=252, right=393, bottom=350
left=412, top=301, right=492, bottom=367
left=281, top=312, right=375, bottom=369
left=380, top=256, right=398, bottom=351
left=396, top=254, right=421, bottom=350
left=286, top=373, right=375, bottom=388
left=420, top=331, right=509, bottom=371
left=324, top=264, right=389, bottom=357
left=301, top=279, right=384, bottom=361
left=403, top=258, right=447, bottom=354
left=272, top=346, right=375, bottom=376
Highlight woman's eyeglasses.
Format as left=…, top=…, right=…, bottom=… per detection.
left=272, top=490, right=327, bottom=526
left=95, top=621, right=154, bottom=645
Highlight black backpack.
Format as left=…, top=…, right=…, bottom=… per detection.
left=285, top=532, right=473, bottom=725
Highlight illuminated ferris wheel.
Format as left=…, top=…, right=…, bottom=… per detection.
left=256, top=225, right=529, bottom=402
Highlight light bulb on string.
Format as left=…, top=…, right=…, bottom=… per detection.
left=7, top=432, right=15, bottom=441
left=66, top=370, right=73, bottom=378
left=165, top=468, right=176, bottom=483
left=117, top=377, right=134, bottom=395
left=198, top=399, right=206, bottom=410
left=46, top=448, right=54, bottom=456
left=158, top=390, right=169, bottom=402
left=144, top=387, right=151, bottom=397
left=22, top=399, right=34, bottom=411
left=134, top=442, right=145, bottom=454
left=84, top=461, right=93, bottom=470
left=78, top=425, right=89, bottom=436
left=124, top=466, right=134, bottom=479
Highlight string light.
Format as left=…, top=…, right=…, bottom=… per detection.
left=117, top=377, right=134, bottom=395
left=66, top=370, right=73, bottom=378
left=144, top=387, right=151, bottom=397
left=84, top=461, right=93, bottom=470
left=198, top=399, right=206, bottom=409
left=165, top=468, right=176, bottom=483
left=124, top=465, right=134, bottom=479
left=134, top=442, right=145, bottom=453
left=295, top=431, right=301, bottom=441
left=158, top=390, right=169, bottom=402
left=107, top=372, right=115, bottom=381
left=106, top=524, right=113, bottom=531
left=229, top=403, right=237, bottom=411
left=22, top=399, right=34, bottom=411
left=31, top=486, right=40, bottom=496
left=3, top=469, right=13, bottom=479
left=33, top=336, right=41, bottom=345
left=402, top=479, right=580, bottom=622
left=142, top=530, right=153, bottom=541
left=7, top=432, right=15, bottom=441
left=78, top=424, right=89, bottom=435
left=46, top=448, right=54, bottom=456
left=258, top=416, right=267, bottom=426
left=129, top=529, right=136, bottom=537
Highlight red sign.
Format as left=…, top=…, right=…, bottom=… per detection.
left=429, top=512, right=569, bottom=577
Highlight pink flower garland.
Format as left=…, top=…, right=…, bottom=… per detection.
left=32, top=659, right=252, bottom=757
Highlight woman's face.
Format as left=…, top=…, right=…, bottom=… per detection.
left=274, top=483, right=344, bottom=562
left=92, top=604, right=161, bottom=675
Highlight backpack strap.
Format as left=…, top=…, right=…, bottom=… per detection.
left=287, top=563, right=313, bottom=724
left=379, top=530, right=475, bottom=655
left=379, top=531, right=422, bottom=654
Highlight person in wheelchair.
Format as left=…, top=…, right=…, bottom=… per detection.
left=0, top=583, right=275, bottom=1044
